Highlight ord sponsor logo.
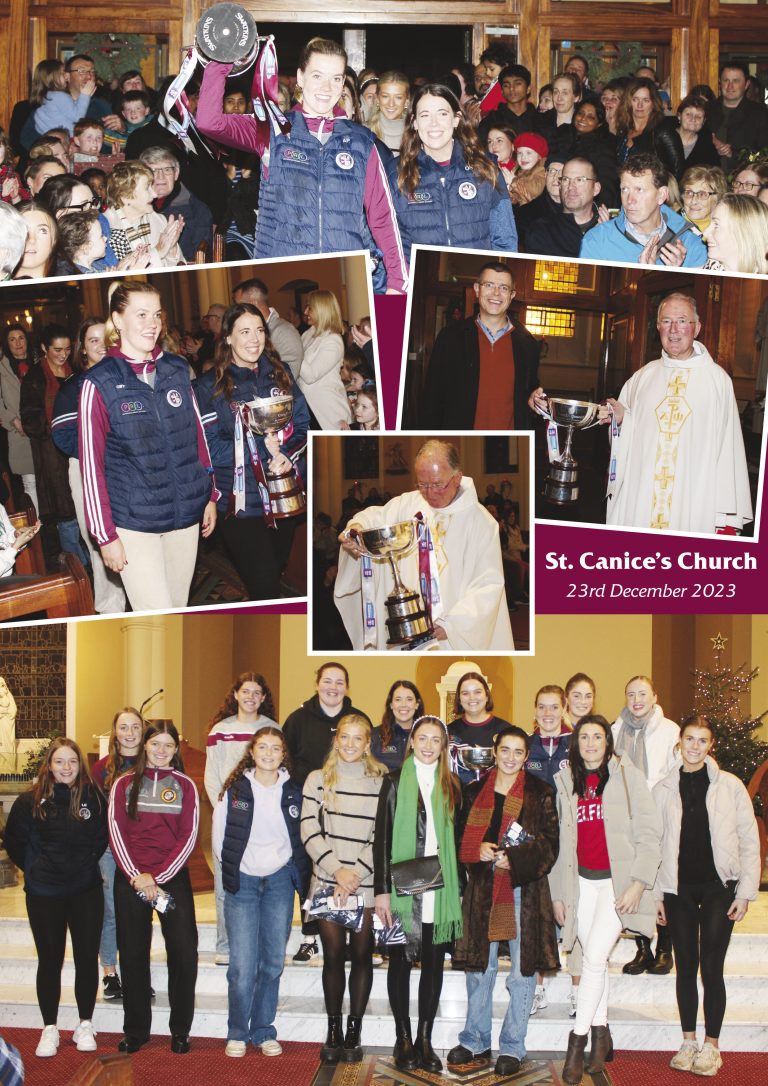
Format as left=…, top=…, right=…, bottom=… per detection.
left=119, top=400, right=146, bottom=415
left=410, top=191, right=433, bottom=204
left=282, top=148, right=309, bottom=164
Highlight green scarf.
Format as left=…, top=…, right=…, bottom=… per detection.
left=390, top=756, right=463, bottom=945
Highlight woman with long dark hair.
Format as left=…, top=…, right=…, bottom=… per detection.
left=195, top=302, right=309, bottom=600
left=450, top=725, right=559, bottom=1076
left=91, top=707, right=144, bottom=1000
left=108, top=720, right=200, bottom=1054
left=302, top=714, right=386, bottom=1063
left=374, top=716, right=463, bottom=1072
left=550, top=715, right=661, bottom=1084
left=371, top=681, right=424, bottom=771
left=655, top=715, right=760, bottom=1077
left=3, top=738, right=107, bottom=1058
left=213, top=727, right=309, bottom=1057
left=616, top=77, right=685, bottom=180
left=204, top=671, right=279, bottom=964
left=0, top=323, right=37, bottom=513
left=387, top=83, right=517, bottom=258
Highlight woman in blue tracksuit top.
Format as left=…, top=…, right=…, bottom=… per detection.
left=212, top=726, right=310, bottom=1057
left=194, top=303, right=310, bottom=601
left=386, top=83, right=518, bottom=261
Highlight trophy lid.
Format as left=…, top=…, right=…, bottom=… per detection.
left=196, top=3, right=259, bottom=65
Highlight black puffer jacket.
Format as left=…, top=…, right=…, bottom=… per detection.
left=618, top=118, right=686, bottom=180
left=3, top=783, right=107, bottom=896
left=282, top=694, right=371, bottom=786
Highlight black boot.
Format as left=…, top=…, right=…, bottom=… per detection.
left=414, top=1020, right=442, bottom=1073
left=585, top=1024, right=614, bottom=1074
left=319, top=1015, right=343, bottom=1064
left=393, top=1019, right=417, bottom=1070
left=648, top=924, right=674, bottom=974
left=622, top=935, right=654, bottom=975
left=341, top=1015, right=363, bottom=1062
left=562, top=1031, right=588, bottom=1085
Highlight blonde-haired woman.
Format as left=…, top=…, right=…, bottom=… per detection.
left=79, top=279, right=217, bottom=611
left=366, top=71, right=410, bottom=154
left=104, top=161, right=184, bottom=267
left=703, top=192, right=768, bottom=273
left=301, top=713, right=387, bottom=1064
left=298, top=290, right=351, bottom=429
left=374, top=716, right=463, bottom=1072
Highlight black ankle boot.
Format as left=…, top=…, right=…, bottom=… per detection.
left=414, top=1020, right=442, bottom=1073
left=562, top=1030, right=588, bottom=1085
left=393, top=1019, right=417, bottom=1070
left=341, top=1015, right=363, bottom=1062
left=622, top=935, right=654, bottom=975
left=320, top=1015, right=343, bottom=1064
left=585, top=1024, right=614, bottom=1073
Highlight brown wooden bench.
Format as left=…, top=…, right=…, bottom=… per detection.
left=0, top=509, right=95, bottom=620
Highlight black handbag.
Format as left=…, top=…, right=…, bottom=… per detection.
left=390, top=855, right=444, bottom=896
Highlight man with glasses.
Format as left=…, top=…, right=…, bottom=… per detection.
left=580, top=153, right=707, bottom=267
left=139, top=147, right=213, bottom=261
left=596, top=293, right=752, bottom=535
left=526, top=155, right=604, bottom=258
left=334, top=439, right=514, bottom=650
left=709, top=61, right=768, bottom=174
left=65, top=54, right=123, bottom=136
left=416, top=261, right=540, bottom=431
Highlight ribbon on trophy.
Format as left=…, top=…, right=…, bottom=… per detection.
left=545, top=421, right=560, bottom=465
left=230, top=402, right=277, bottom=527
left=361, top=555, right=377, bottom=651
left=607, top=402, right=619, bottom=483
left=161, top=11, right=290, bottom=160
left=414, top=512, right=440, bottom=618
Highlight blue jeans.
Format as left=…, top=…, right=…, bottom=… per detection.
left=99, top=847, right=117, bottom=967
left=224, top=864, right=295, bottom=1044
left=458, top=887, right=536, bottom=1059
left=57, top=517, right=91, bottom=569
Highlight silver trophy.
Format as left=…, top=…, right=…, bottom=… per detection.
left=539, top=396, right=601, bottom=505
left=195, top=3, right=260, bottom=72
left=451, top=744, right=495, bottom=779
left=246, top=394, right=306, bottom=518
left=353, top=521, right=433, bottom=646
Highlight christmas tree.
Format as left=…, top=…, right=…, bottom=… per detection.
left=690, top=633, right=768, bottom=785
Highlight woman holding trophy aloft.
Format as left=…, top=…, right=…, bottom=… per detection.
left=195, top=303, right=309, bottom=601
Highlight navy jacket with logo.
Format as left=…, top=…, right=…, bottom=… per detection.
left=385, top=141, right=518, bottom=259
left=220, top=773, right=309, bottom=895
left=81, top=352, right=212, bottom=534
left=525, top=729, right=572, bottom=792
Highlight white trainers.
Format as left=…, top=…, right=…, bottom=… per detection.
left=73, top=1021, right=97, bottom=1052
left=225, top=1040, right=247, bottom=1057
left=260, top=1040, right=283, bottom=1056
left=36, top=1025, right=60, bottom=1058
left=670, top=1040, right=699, bottom=1071
left=568, top=988, right=578, bottom=1018
left=529, top=985, right=548, bottom=1016
left=692, top=1042, right=723, bottom=1077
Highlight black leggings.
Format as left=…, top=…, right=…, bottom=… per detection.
left=318, top=910, right=374, bottom=1017
left=218, top=516, right=296, bottom=600
left=387, top=923, right=447, bottom=1024
left=664, top=880, right=736, bottom=1038
left=26, top=884, right=104, bottom=1025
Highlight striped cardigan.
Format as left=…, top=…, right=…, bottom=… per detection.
left=301, top=760, right=383, bottom=907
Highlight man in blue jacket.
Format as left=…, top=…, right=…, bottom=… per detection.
left=580, top=153, right=707, bottom=267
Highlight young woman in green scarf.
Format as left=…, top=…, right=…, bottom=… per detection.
left=373, top=715, right=463, bottom=1073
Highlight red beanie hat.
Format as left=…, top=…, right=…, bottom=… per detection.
left=514, top=132, right=549, bottom=160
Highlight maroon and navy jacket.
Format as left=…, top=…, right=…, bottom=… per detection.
left=108, top=767, right=199, bottom=884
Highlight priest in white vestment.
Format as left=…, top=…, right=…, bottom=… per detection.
left=600, top=292, right=753, bottom=535
left=334, top=440, right=514, bottom=651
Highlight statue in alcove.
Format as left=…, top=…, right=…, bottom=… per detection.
left=0, top=676, right=17, bottom=772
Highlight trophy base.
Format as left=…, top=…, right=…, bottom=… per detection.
left=543, top=462, right=580, bottom=505
left=267, top=470, right=306, bottom=519
left=385, top=590, right=432, bottom=646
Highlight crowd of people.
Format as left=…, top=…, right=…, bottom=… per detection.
left=3, top=44, right=768, bottom=282
left=0, top=275, right=378, bottom=609
left=0, top=664, right=760, bottom=1080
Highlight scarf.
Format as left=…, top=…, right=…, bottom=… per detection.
left=374, top=113, right=406, bottom=153
left=459, top=768, right=524, bottom=940
left=614, top=706, right=650, bottom=777
left=43, top=358, right=71, bottom=425
left=390, top=756, right=462, bottom=944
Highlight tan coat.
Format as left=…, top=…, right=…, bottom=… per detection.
left=653, top=757, right=761, bottom=902
left=549, top=755, right=662, bottom=949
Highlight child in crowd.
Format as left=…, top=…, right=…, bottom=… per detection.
left=508, top=132, right=549, bottom=204
left=32, top=60, right=94, bottom=137
left=71, top=120, right=105, bottom=164
left=0, top=133, right=27, bottom=204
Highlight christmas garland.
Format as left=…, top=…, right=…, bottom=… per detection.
left=72, top=34, right=150, bottom=84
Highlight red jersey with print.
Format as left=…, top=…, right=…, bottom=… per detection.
left=576, top=771, right=610, bottom=872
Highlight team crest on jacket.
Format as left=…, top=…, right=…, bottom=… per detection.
left=79, top=806, right=92, bottom=820
left=336, top=152, right=354, bottom=170
left=409, top=191, right=432, bottom=204
left=166, top=389, right=183, bottom=408
left=288, top=804, right=299, bottom=818
left=458, top=182, right=477, bottom=200
left=161, top=787, right=178, bottom=804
